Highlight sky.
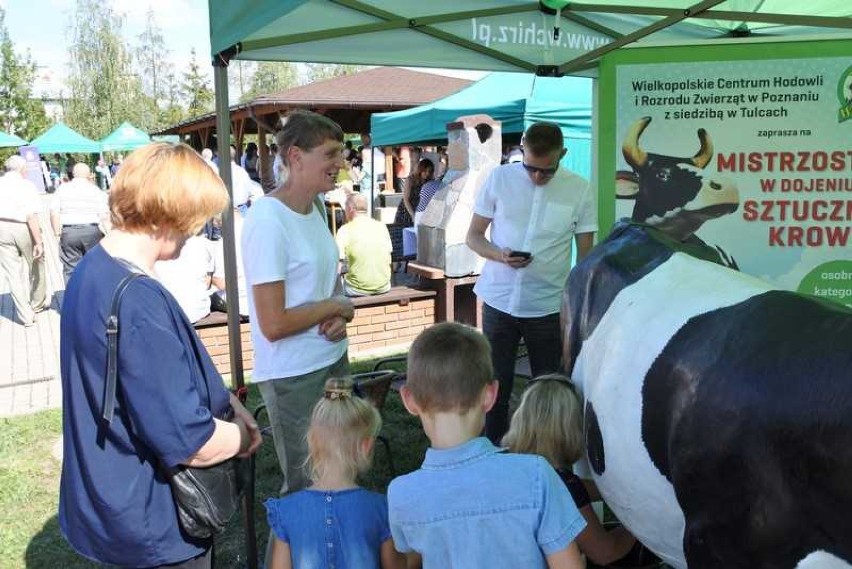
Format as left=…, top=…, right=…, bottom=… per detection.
left=2, top=0, right=214, bottom=97
left=1, top=0, right=485, bottom=100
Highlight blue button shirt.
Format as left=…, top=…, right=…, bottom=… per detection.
left=266, top=488, right=391, bottom=569
left=388, top=437, right=586, bottom=568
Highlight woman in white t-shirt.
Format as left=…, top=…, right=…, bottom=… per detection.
left=241, top=110, right=354, bottom=497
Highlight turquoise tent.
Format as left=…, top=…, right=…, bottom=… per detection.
left=0, top=131, right=27, bottom=148
left=29, top=122, right=101, bottom=154
left=209, top=1, right=852, bottom=74
left=370, top=72, right=592, bottom=177
left=100, top=122, right=151, bottom=152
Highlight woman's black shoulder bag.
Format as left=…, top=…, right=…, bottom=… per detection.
left=102, top=272, right=248, bottom=539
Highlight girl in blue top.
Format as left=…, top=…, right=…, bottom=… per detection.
left=503, top=375, right=639, bottom=567
left=265, top=377, right=405, bottom=569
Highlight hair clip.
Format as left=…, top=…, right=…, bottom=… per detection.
left=325, top=388, right=352, bottom=400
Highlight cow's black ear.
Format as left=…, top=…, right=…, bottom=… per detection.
left=616, top=170, right=639, bottom=199
left=585, top=400, right=606, bottom=475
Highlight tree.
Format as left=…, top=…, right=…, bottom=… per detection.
left=305, top=63, right=365, bottom=83
left=230, top=60, right=256, bottom=101
left=159, top=70, right=186, bottom=127
left=134, top=8, right=167, bottom=129
left=65, top=0, right=151, bottom=138
left=181, top=48, right=214, bottom=119
left=240, top=61, right=300, bottom=102
left=0, top=7, right=49, bottom=140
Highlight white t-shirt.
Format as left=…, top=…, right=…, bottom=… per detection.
left=241, top=196, right=346, bottom=381
left=154, top=236, right=214, bottom=324
left=473, top=162, right=598, bottom=318
left=231, top=162, right=263, bottom=207
left=211, top=213, right=248, bottom=317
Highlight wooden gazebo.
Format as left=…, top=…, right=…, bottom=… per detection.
left=154, top=66, right=471, bottom=188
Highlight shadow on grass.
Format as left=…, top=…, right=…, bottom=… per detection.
left=24, top=516, right=98, bottom=568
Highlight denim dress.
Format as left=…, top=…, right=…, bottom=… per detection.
left=265, top=487, right=391, bottom=569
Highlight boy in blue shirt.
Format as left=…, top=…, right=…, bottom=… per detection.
left=388, top=322, right=586, bottom=568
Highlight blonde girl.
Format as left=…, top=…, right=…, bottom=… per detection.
left=503, top=374, right=638, bottom=566
left=265, top=378, right=404, bottom=569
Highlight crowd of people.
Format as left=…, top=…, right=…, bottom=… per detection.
left=1, top=111, right=644, bottom=569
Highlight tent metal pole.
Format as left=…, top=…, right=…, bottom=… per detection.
left=213, top=62, right=246, bottom=391
left=567, top=3, right=852, bottom=29
left=559, top=0, right=725, bottom=74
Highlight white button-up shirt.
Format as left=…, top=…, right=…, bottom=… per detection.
left=473, top=163, right=597, bottom=317
left=0, top=171, right=40, bottom=222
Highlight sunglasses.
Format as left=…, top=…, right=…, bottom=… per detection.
left=522, top=162, right=559, bottom=177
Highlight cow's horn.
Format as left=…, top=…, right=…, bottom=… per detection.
left=622, top=116, right=650, bottom=169
left=692, top=128, right=714, bottom=169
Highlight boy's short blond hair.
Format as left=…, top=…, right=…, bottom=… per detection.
left=502, top=374, right=584, bottom=468
left=406, top=322, right=493, bottom=413
left=109, top=142, right=228, bottom=236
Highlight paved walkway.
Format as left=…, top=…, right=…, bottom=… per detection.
left=0, top=203, right=64, bottom=416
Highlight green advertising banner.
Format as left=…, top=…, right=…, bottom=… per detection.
left=599, top=39, right=852, bottom=307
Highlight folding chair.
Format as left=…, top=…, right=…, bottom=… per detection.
left=352, top=370, right=398, bottom=474
left=372, top=355, right=408, bottom=392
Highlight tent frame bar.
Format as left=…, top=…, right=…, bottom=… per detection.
left=558, top=0, right=725, bottom=74
left=567, top=3, right=852, bottom=29
left=240, top=2, right=535, bottom=52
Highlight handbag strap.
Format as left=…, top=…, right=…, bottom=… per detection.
left=102, top=272, right=145, bottom=424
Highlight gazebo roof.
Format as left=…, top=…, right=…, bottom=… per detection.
left=155, top=66, right=472, bottom=136
left=253, top=66, right=472, bottom=107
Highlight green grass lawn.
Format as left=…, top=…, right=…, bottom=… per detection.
left=0, top=354, right=433, bottom=569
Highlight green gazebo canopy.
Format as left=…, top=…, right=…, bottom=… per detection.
left=29, top=122, right=101, bottom=154
left=0, top=131, right=27, bottom=148
left=100, top=122, right=152, bottom=152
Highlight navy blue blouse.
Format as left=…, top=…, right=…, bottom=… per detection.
left=58, top=245, right=231, bottom=567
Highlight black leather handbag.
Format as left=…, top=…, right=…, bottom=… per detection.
left=102, top=272, right=248, bottom=539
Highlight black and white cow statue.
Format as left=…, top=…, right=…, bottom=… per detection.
left=562, top=222, right=852, bottom=569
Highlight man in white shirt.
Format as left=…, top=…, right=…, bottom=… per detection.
left=230, top=145, right=264, bottom=214
left=466, top=122, right=598, bottom=443
left=201, top=148, right=217, bottom=171
left=210, top=210, right=248, bottom=317
left=0, top=155, right=46, bottom=325
left=50, top=163, right=110, bottom=284
left=155, top=234, right=215, bottom=324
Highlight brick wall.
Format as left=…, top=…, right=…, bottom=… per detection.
left=197, top=321, right=253, bottom=376
left=346, top=296, right=436, bottom=357
left=196, top=288, right=436, bottom=375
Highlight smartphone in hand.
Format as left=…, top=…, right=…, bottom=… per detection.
left=509, top=250, right=532, bottom=259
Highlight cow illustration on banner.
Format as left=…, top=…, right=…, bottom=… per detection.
left=610, top=47, right=852, bottom=310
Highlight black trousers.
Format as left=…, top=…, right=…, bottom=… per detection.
left=482, top=303, right=562, bottom=444
left=60, top=224, right=103, bottom=284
